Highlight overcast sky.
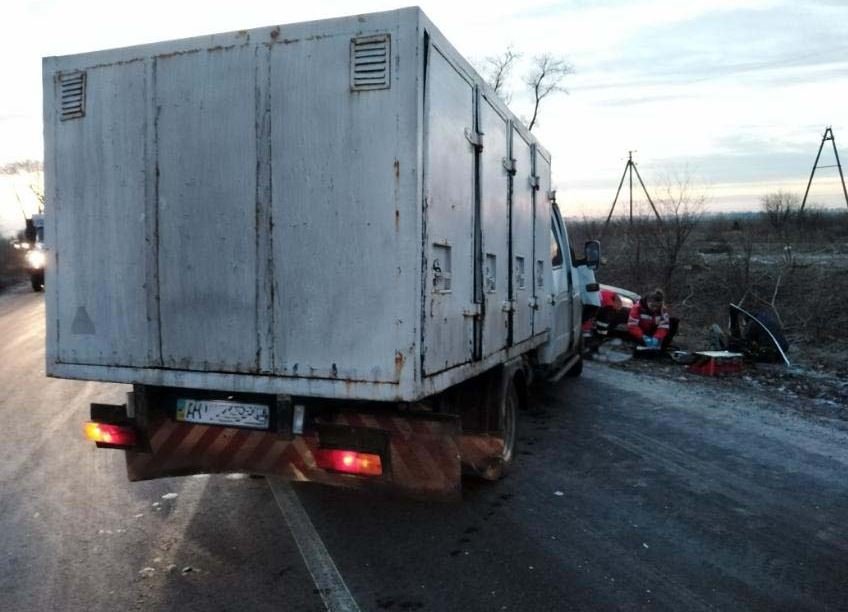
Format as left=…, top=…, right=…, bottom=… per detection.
left=1, top=0, right=846, bottom=234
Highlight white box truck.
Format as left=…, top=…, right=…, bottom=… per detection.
left=44, top=7, right=599, bottom=499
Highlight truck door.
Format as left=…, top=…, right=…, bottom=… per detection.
left=479, top=93, right=510, bottom=358
left=422, top=46, right=477, bottom=375
left=551, top=204, right=581, bottom=356
left=547, top=205, right=574, bottom=360
left=510, top=128, right=534, bottom=345
left=532, top=146, right=553, bottom=336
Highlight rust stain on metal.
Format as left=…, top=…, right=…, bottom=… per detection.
left=207, top=44, right=238, bottom=54
left=157, top=48, right=202, bottom=60
left=394, top=351, right=405, bottom=378
left=393, top=159, right=400, bottom=178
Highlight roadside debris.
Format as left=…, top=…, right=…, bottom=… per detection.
left=161, top=493, right=178, bottom=500
left=687, top=351, right=745, bottom=377
left=709, top=304, right=791, bottom=366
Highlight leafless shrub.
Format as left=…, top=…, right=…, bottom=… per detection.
left=761, top=190, right=799, bottom=236
left=650, top=174, right=706, bottom=293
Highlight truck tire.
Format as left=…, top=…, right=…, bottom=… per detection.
left=566, top=338, right=584, bottom=377
left=30, top=272, right=43, bottom=292
left=499, top=377, right=518, bottom=470
left=479, top=373, right=518, bottom=480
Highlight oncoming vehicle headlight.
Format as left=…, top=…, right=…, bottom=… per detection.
left=26, top=250, right=46, bottom=269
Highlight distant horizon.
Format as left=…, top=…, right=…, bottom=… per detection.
left=2, top=1, right=848, bottom=234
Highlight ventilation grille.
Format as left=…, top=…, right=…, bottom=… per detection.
left=59, top=71, right=86, bottom=121
left=350, top=35, right=390, bottom=91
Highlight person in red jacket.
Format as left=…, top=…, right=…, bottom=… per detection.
left=628, top=289, right=676, bottom=350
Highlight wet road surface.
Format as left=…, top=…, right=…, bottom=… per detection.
left=1, top=283, right=847, bottom=611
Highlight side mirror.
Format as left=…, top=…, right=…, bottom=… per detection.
left=584, top=240, right=601, bottom=271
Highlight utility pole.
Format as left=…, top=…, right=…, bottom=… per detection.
left=603, top=151, right=663, bottom=230
left=800, top=126, right=848, bottom=213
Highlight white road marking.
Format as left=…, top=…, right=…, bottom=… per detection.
left=268, top=478, right=360, bottom=612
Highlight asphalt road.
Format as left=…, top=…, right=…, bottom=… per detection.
left=1, top=283, right=847, bottom=611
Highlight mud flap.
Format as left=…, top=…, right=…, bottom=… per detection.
left=125, top=396, right=462, bottom=501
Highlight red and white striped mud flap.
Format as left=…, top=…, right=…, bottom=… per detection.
left=125, top=411, right=464, bottom=501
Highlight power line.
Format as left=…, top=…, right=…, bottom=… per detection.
left=602, top=151, right=663, bottom=231
left=800, top=126, right=848, bottom=213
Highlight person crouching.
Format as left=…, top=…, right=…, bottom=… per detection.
left=627, top=289, right=678, bottom=351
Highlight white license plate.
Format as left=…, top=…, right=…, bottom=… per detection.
left=175, top=399, right=270, bottom=430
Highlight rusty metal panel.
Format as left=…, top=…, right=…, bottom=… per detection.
left=478, top=94, right=510, bottom=357
left=155, top=47, right=258, bottom=372
left=155, top=46, right=259, bottom=373
left=269, top=21, right=417, bottom=384
left=45, top=8, right=568, bottom=402
left=421, top=46, right=476, bottom=375
left=51, top=61, right=154, bottom=367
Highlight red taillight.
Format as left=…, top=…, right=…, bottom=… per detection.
left=315, top=449, right=383, bottom=477
left=83, top=421, right=137, bottom=448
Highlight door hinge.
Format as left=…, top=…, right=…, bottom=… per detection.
left=502, top=158, right=516, bottom=175
left=529, top=175, right=540, bottom=190
left=464, top=128, right=484, bottom=150
left=528, top=297, right=540, bottom=310
left=547, top=189, right=557, bottom=202
left=463, top=304, right=482, bottom=318
left=501, top=300, right=515, bottom=313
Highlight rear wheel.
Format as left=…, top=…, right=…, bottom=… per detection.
left=479, top=374, right=518, bottom=480
left=499, top=377, right=518, bottom=469
left=459, top=367, right=521, bottom=481
left=566, top=338, right=584, bottom=377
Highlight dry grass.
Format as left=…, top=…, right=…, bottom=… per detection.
left=570, top=209, right=848, bottom=372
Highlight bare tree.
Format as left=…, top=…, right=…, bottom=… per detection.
left=761, top=190, right=799, bottom=235
left=1, top=159, right=44, bottom=215
left=479, top=46, right=521, bottom=104
left=524, top=54, right=573, bottom=131
left=650, top=173, right=706, bottom=294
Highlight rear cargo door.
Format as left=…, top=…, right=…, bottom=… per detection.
left=511, top=128, right=534, bottom=345
left=156, top=47, right=259, bottom=372
left=270, top=32, right=408, bottom=383
left=422, top=47, right=476, bottom=375
left=52, top=62, right=154, bottom=367
left=479, top=94, right=510, bottom=358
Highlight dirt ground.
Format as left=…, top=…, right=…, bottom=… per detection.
left=572, top=210, right=848, bottom=402
left=588, top=338, right=848, bottom=425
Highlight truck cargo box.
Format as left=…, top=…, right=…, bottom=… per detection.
left=44, top=7, right=561, bottom=402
